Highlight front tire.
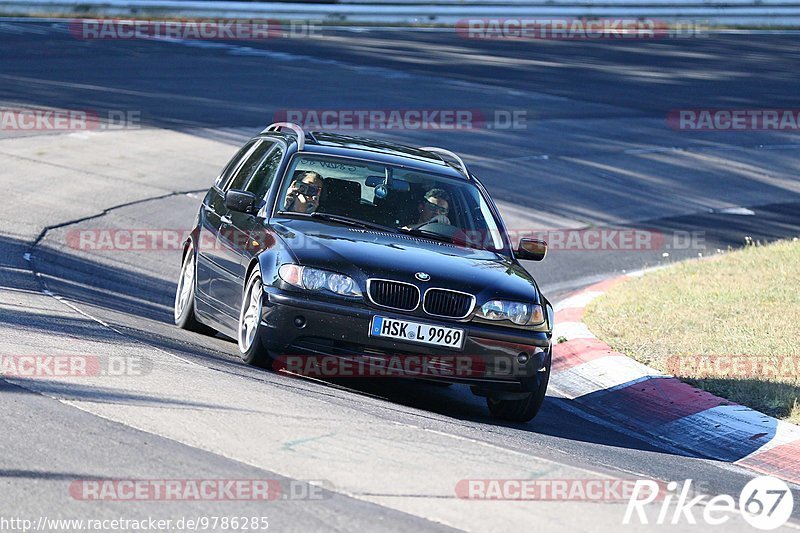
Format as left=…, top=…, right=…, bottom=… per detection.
left=237, top=267, right=273, bottom=367
left=486, top=356, right=550, bottom=422
left=174, top=243, right=216, bottom=335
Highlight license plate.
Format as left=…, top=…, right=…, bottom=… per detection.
left=369, top=316, right=465, bottom=349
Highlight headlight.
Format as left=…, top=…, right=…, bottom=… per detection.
left=302, top=268, right=327, bottom=290
left=475, top=300, right=544, bottom=326
left=278, top=264, right=362, bottom=297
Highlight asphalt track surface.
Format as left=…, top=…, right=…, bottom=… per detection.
left=1, top=20, right=800, bottom=531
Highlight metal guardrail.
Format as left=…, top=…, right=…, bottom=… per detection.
left=2, top=0, right=799, bottom=25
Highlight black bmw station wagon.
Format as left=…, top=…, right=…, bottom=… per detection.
left=175, top=123, right=553, bottom=422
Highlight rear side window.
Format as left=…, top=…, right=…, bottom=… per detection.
left=247, top=144, right=285, bottom=199
left=225, top=140, right=275, bottom=192
left=215, top=139, right=258, bottom=189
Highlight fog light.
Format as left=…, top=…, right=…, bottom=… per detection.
left=294, top=316, right=306, bottom=328
left=517, top=352, right=529, bottom=364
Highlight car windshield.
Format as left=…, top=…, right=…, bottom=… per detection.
left=275, top=154, right=508, bottom=252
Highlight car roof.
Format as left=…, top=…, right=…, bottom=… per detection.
left=258, top=131, right=470, bottom=180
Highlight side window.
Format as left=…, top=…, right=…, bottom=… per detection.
left=215, top=140, right=257, bottom=189
left=246, top=144, right=285, bottom=199
left=225, top=140, right=275, bottom=192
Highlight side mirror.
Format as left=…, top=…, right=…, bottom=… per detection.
left=225, top=189, right=258, bottom=214
left=517, top=238, right=547, bottom=261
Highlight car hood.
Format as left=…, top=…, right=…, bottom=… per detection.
left=271, top=219, right=540, bottom=303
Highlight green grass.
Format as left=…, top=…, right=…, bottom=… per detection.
left=584, top=237, right=800, bottom=423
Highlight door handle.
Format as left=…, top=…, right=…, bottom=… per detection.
left=220, top=215, right=233, bottom=224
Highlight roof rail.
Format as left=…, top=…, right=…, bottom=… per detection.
left=419, top=146, right=469, bottom=178
left=262, top=122, right=305, bottom=151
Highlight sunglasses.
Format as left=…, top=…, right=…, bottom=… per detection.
left=425, top=197, right=449, bottom=214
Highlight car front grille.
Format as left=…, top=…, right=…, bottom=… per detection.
left=367, top=279, right=420, bottom=311
left=423, top=289, right=474, bottom=319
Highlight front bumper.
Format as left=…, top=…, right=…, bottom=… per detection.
left=259, top=287, right=552, bottom=392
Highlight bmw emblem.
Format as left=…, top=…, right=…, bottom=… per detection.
left=415, top=272, right=431, bottom=282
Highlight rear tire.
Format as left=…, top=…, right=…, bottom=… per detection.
left=237, top=267, right=273, bottom=368
left=486, top=355, right=550, bottom=422
left=174, top=243, right=216, bottom=335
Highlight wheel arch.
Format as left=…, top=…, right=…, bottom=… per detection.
left=245, top=243, right=295, bottom=294
left=182, top=226, right=203, bottom=260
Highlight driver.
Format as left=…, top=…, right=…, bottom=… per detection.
left=407, top=188, right=450, bottom=229
left=283, top=171, right=324, bottom=214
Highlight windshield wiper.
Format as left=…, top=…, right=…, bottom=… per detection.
left=399, top=226, right=455, bottom=245
left=309, top=212, right=369, bottom=228
left=306, top=212, right=399, bottom=233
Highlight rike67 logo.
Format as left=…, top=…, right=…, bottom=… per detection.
left=624, top=476, right=794, bottom=529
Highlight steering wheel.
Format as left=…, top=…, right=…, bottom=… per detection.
left=415, top=222, right=484, bottom=248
